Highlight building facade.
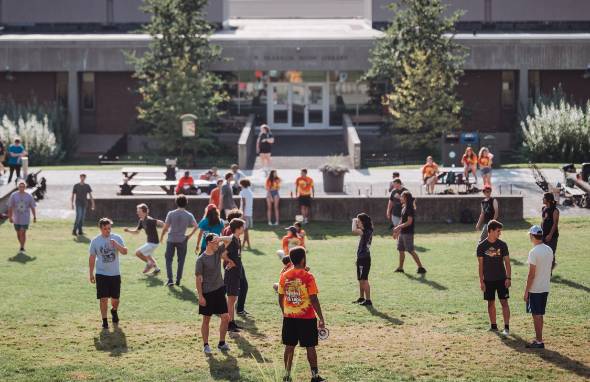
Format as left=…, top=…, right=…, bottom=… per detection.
left=0, top=0, right=589, bottom=155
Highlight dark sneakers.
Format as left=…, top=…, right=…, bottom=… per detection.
left=102, top=318, right=109, bottom=329
left=359, top=299, right=373, bottom=306
left=228, top=321, right=240, bottom=333
left=394, top=268, right=404, bottom=273
left=111, top=309, right=119, bottom=324
left=417, top=267, right=427, bottom=274
left=352, top=298, right=365, bottom=304
left=526, top=341, right=545, bottom=349
left=311, top=376, right=326, bottom=382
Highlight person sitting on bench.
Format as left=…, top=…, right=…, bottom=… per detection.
left=176, top=171, right=196, bottom=195
left=421, top=156, right=440, bottom=195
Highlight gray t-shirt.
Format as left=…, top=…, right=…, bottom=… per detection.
left=221, top=183, right=236, bottom=209
left=73, top=183, right=92, bottom=206
left=8, top=191, right=36, bottom=225
left=165, top=208, right=197, bottom=243
left=89, top=233, right=125, bottom=276
left=195, top=245, right=225, bottom=294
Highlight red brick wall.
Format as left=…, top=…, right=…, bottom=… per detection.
left=540, top=70, right=590, bottom=105
left=457, top=70, right=504, bottom=132
left=94, top=72, right=141, bottom=135
left=0, top=72, right=56, bottom=104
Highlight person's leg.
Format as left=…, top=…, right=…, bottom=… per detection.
left=398, top=250, right=405, bottom=269
left=78, top=205, right=87, bottom=233
left=219, top=313, right=229, bottom=342
left=266, top=196, right=272, bottom=224
left=306, top=346, right=318, bottom=372
left=227, top=295, right=237, bottom=323
left=274, top=196, right=280, bottom=225
left=464, top=165, right=469, bottom=181
left=74, top=205, right=82, bottom=233
left=361, top=280, right=370, bottom=300
left=284, top=345, right=296, bottom=375
left=176, top=241, right=188, bottom=284
left=18, top=229, right=27, bottom=250
left=533, top=315, right=543, bottom=343
left=499, top=298, right=510, bottom=327
left=111, top=298, right=119, bottom=310
left=472, top=165, right=478, bottom=183
left=99, top=298, right=109, bottom=319
left=201, top=315, right=211, bottom=345
left=237, top=267, right=248, bottom=313
left=15, top=165, right=21, bottom=180
left=487, top=300, right=497, bottom=326
left=243, top=228, right=250, bottom=249
left=409, top=250, right=424, bottom=268
left=358, top=282, right=363, bottom=300
left=164, top=242, right=175, bottom=283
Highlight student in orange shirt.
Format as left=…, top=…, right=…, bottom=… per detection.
left=208, top=179, right=223, bottom=208
left=478, top=147, right=494, bottom=186
left=265, top=170, right=281, bottom=226
left=175, top=171, right=195, bottom=195
left=421, top=156, right=439, bottom=195
left=462, top=147, right=478, bottom=184
left=295, top=169, right=315, bottom=224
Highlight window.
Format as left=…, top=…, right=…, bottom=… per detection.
left=501, top=71, right=515, bottom=108
left=81, top=72, right=95, bottom=111
left=528, top=70, right=541, bottom=102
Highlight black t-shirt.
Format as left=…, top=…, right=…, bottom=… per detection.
left=72, top=183, right=92, bottom=206
left=541, top=205, right=559, bottom=239
left=137, top=216, right=159, bottom=244
left=259, top=132, right=273, bottom=153
left=357, top=228, right=373, bottom=259
left=481, top=197, right=495, bottom=223
left=476, top=238, right=509, bottom=281
left=389, top=187, right=407, bottom=217
left=400, top=205, right=415, bottom=234
left=226, top=236, right=242, bottom=270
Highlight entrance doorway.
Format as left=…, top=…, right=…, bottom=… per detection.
left=268, top=83, right=328, bottom=128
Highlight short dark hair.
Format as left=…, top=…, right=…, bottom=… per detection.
left=80, top=173, right=87, bottom=178
left=392, top=172, right=400, bottom=177
left=216, top=179, right=224, bottom=185
left=281, top=255, right=291, bottom=265
left=98, top=217, right=113, bottom=227
left=289, top=246, right=306, bottom=266
left=205, top=233, right=218, bottom=243
left=226, top=209, right=243, bottom=222
left=393, top=179, right=402, bottom=185
left=225, top=172, right=233, bottom=180
left=239, top=179, right=251, bottom=188
left=175, top=195, right=188, bottom=208
left=301, top=168, right=308, bottom=174
left=137, top=203, right=149, bottom=214
left=293, top=222, right=302, bottom=229
left=487, top=220, right=503, bottom=232
left=229, top=218, right=245, bottom=233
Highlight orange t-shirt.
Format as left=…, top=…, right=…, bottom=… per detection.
left=295, top=176, right=314, bottom=196
left=209, top=188, right=220, bottom=207
left=278, top=268, right=319, bottom=319
left=266, top=179, right=281, bottom=191
left=479, top=155, right=491, bottom=167
left=421, top=163, right=439, bottom=179
left=462, top=153, right=478, bottom=165
left=282, top=233, right=305, bottom=254
left=175, top=176, right=194, bottom=193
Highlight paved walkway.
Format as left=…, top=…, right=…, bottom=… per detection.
left=7, top=166, right=587, bottom=221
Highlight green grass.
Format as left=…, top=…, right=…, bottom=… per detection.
left=1, top=218, right=589, bottom=381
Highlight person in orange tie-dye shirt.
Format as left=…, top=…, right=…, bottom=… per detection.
left=478, top=147, right=494, bottom=186
left=421, top=156, right=439, bottom=195
left=462, top=147, right=478, bottom=184
left=295, top=169, right=315, bottom=224
left=278, top=247, right=326, bottom=382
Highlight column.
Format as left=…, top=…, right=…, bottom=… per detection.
left=518, top=68, right=529, bottom=115
left=68, top=71, right=80, bottom=135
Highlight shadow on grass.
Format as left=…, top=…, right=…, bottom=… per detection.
left=8, top=251, right=36, bottom=263
left=497, top=333, right=590, bottom=379
left=237, top=314, right=266, bottom=339
left=403, top=273, right=448, bottom=291
left=364, top=306, right=403, bottom=325
left=414, top=245, right=428, bottom=253
left=207, top=352, right=240, bottom=381
left=74, top=235, right=91, bottom=244
left=551, top=275, right=590, bottom=293
left=93, top=325, right=128, bottom=357
left=141, top=274, right=164, bottom=288
left=233, top=334, right=266, bottom=363
left=169, top=285, right=197, bottom=303
left=510, top=257, right=525, bottom=266
left=245, top=248, right=266, bottom=256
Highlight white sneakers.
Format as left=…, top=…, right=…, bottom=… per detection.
left=501, top=328, right=510, bottom=337
left=203, top=344, right=212, bottom=354
left=203, top=343, right=230, bottom=354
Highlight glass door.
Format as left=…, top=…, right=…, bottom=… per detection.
left=268, top=82, right=329, bottom=128
left=306, top=83, right=327, bottom=128
left=292, top=84, right=306, bottom=128
left=269, top=83, right=290, bottom=127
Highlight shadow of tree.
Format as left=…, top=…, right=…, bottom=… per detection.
left=207, top=352, right=240, bottom=381
left=551, top=275, right=590, bottom=293
left=169, top=285, right=197, bottom=303
left=8, top=251, right=36, bottom=263
left=497, top=333, right=590, bottom=379
left=93, top=326, right=128, bottom=357
left=365, top=306, right=404, bottom=325
left=403, top=273, right=448, bottom=291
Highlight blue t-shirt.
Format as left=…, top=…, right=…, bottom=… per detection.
left=8, top=144, right=24, bottom=165
left=198, top=217, right=225, bottom=251
left=89, top=233, right=125, bottom=276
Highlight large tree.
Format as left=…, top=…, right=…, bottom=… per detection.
left=129, top=0, right=226, bottom=160
left=364, top=0, right=465, bottom=151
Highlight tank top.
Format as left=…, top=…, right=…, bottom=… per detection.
left=542, top=205, right=559, bottom=238
left=481, top=197, right=495, bottom=223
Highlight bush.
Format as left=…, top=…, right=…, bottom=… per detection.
left=521, top=99, right=590, bottom=163
left=0, top=114, right=60, bottom=164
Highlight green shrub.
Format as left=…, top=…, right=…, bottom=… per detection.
left=0, top=115, right=60, bottom=164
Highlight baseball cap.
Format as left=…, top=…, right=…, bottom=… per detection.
left=17, top=178, right=26, bottom=186
left=285, top=226, right=298, bottom=235
left=529, top=225, right=543, bottom=236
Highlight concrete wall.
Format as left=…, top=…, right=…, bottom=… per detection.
left=0, top=71, right=57, bottom=104
left=228, top=0, right=370, bottom=19
left=86, top=194, right=523, bottom=224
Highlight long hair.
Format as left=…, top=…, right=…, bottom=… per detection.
left=267, top=170, right=279, bottom=184
left=543, top=192, right=556, bottom=207
left=206, top=207, right=220, bottom=226
left=478, top=146, right=489, bottom=158
left=261, top=124, right=270, bottom=134
left=464, top=146, right=475, bottom=159
left=357, top=213, right=373, bottom=231
left=401, top=190, right=414, bottom=207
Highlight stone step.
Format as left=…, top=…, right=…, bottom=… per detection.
left=253, top=155, right=352, bottom=170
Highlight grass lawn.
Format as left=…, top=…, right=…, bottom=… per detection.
left=1, top=218, right=589, bottom=381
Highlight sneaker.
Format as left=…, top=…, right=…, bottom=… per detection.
left=359, top=299, right=373, bottom=306
left=203, top=344, right=212, bottom=354
left=268, top=221, right=273, bottom=226
left=394, top=268, right=404, bottom=273
left=417, top=267, right=427, bottom=274
left=228, top=322, right=240, bottom=333
left=175, top=280, right=181, bottom=286
left=152, top=267, right=161, bottom=275
left=237, top=310, right=250, bottom=316
left=501, top=328, right=510, bottom=337
left=78, top=230, right=84, bottom=236
left=142, top=263, right=154, bottom=274
left=352, top=298, right=365, bottom=304
left=232, top=321, right=243, bottom=330
left=526, top=341, right=545, bottom=349
left=217, top=342, right=230, bottom=351
left=72, top=230, right=77, bottom=236
left=166, top=281, right=175, bottom=287
left=488, top=326, right=499, bottom=332
left=310, top=376, right=326, bottom=382
left=282, top=376, right=293, bottom=382
left=273, top=222, right=279, bottom=226
left=102, top=320, right=109, bottom=330
left=111, top=309, right=119, bottom=324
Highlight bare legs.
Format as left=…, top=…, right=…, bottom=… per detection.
left=99, top=297, right=118, bottom=319
left=398, top=250, right=423, bottom=270
left=532, top=315, right=543, bottom=342
left=284, top=346, right=318, bottom=378
left=273, top=196, right=280, bottom=225
left=201, top=313, right=229, bottom=345
left=227, top=295, right=237, bottom=324
left=487, top=299, right=510, bottom=327
left=16, top=228, right=27, bottom=250
left=359, top=280, right=370, bottom=300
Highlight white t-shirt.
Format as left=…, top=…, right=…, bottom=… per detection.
left=527, top=243, right=554, bottom=293
left=239, top=187, right=254, bottom=217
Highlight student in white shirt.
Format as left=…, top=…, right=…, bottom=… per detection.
left=239, top=178, right=254, bottom=250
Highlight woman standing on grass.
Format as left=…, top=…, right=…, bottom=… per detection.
left=352, top=213, right=373, bottom=306
left=478, top=147, right=494, bottom=186
left=265, top=170, right=281, bottom=226
left=256, top=124, right=274, bottom=174
left=541, top=192, right=559, bottom=269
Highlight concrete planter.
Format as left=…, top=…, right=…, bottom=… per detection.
left=322, top=171, right=346, bottom=193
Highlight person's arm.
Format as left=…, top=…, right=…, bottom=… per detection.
left=88, top=192, right=95, bottom=210
left=110, top=239, right=128, bottom=255
left=71, top=191, right=75, bottom=210
left=195, top=230, right=204, bottom=253
left=493, top=199, right=499, bottom=221
left=220, top=251, right=236, bottom=269
left=547, top=210, right=559, bottom=241
left=503, top=255, right=511, bottom=288
left=278, top=293, right=284, bottom=313
left=393, top=215, right=412, bottom=232
left=282, top=236, right=289, bottom=254
left=256, top=135, right=261, bottom=153
left=386, top=200, right=393, bottom=219
left=311, top=182, right=315, bottom=198
left=267, top=136, right=275, bottom=144
left=160, top=223, right=169, bottom=243
left=524, top=259, right=536, bottom=302
left=240, top=195, right=246, bottom=212
left=89, top=255, right=96, bottom=284
left=351, top=218, right=362, bottom=235
left=7, top=199, right=13, bottom=224
left=218, top=188, right=224, bottom=211
left=186, top=220, right=198, bottom=241
left=310, top=295, right=325, bottom=328
left=196, top=274, right=206, bottom=306
left=124, top=224, right=141, bottom=234
left=156, top=220, right=165, bottom=228
left=475, top=208, right=484, bottom=231
left=478, top=257, right=485, bottom=292
left=31, top=206, right=37, bottom=223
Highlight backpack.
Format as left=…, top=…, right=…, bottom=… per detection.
left=446, top=171, right=456, bottom=185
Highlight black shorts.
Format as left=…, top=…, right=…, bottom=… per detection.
left=224, top=268, right=241, bottom=297
left=526, top=292, right=549, bottom=315
left=282, top=317, right=318, bottom=348
left=199, top=286, right=229, bottom=316
left=483, top=279, right=509, bottom=301
left=96, top=274, right=121, bottom=299
left=356, top=257, right=371, bottom=281
left=298, top=195, right=312, bottom=207
left=544, top=236, right=558, bottom=255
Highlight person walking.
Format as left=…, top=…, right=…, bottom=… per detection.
left=239, top=178, right=254, bottom=249
left=196, top=233, right=236, bottom=354
left=7, top=137, right=27, bottom=184
left=478, top=147, right=494, bottom=186
left=295, top=169, right=314, bottom=224
left=209, top=179, right=224, bottom=207
left=476, top=220, right=511, bottom=336
left=224, top=219, right=246, bottom=333
left=421, top=156, right=439, bottom=195
left=7, top=179, right=37, bottom=254
left=462, top=147, right=478, bottom=184
left=475, top=185, right=499, bottom=241
left=160, top=195, right=198, bottom=287
left=392, top=191, right=426, bottom=274
left=71, top=173, right=95, bottom=236
left=0, top=138, right=6, bottom=179
left=541, top=192, right=559, bottom=269
left=256, top=124, right=274, bottom=174
left=352, top=213, right=373, bottom=306
left=219, top=172, right=237, bottom=219
left=265, top=170, right=281, bottom=226
left=386, top=178, right=407, bottom=231
left=230, top=164, right=245, bottom=194
left=278, top=246, right=326, bottom=382
left=88, top=218, right=128, bottom=329
left=124, top=203, right=162, bottom=275
left=524, top=225, right=554, bottom=349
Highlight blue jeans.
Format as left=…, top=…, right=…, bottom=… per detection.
left=165, top=240, right=188, bottom=283
left=74, top=204, right=87, bottom=232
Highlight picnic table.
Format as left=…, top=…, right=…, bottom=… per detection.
left=121, top=167, right=168, bottom=180
left=119, top=179, right=216, bottom=196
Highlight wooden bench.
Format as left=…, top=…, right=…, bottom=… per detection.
left=121, top=167, right=168, bottom=180
left=119, top=179, right=216, bottom=196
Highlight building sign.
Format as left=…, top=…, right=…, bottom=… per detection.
left=180, top=114, right=197, bottom=137
left=254, top=55, right=349, bottom=62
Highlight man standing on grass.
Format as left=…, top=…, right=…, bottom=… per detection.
left=160, top=195, right=198, bottom=287
left=196, top=233, right=236, bottom=354
left=386, top=178, right=407, bottom=231
left=392, top=191, right=426, bottom=274
left=71, top=173, right=95, bottom=236
left=477, top=220, right=511, bottom=336
left=224, top=218, right=245, bottom=333
left=89, top=218, right=128, bottom=329
left=295, top=169, right=314, bottom=224
left=8, top=179, right=36, bottom=254
left=475, top=185, right=499, bottom=241
left=278, top=246, right=326, bottom=382
left=124, top=203, right=162, bottom=275
left=524, top=225, right=553, bottom=349
left=219, top=172, right=237, bottom=219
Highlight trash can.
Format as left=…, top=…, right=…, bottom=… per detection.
left=441, top=133, right=461, bottom=167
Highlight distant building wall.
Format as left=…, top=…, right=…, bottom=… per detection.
left=539, top=70, right=590, bottom=105
left=0, top=72, right=56, bottom=104
left=228, top=0, right=370, bottom=19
